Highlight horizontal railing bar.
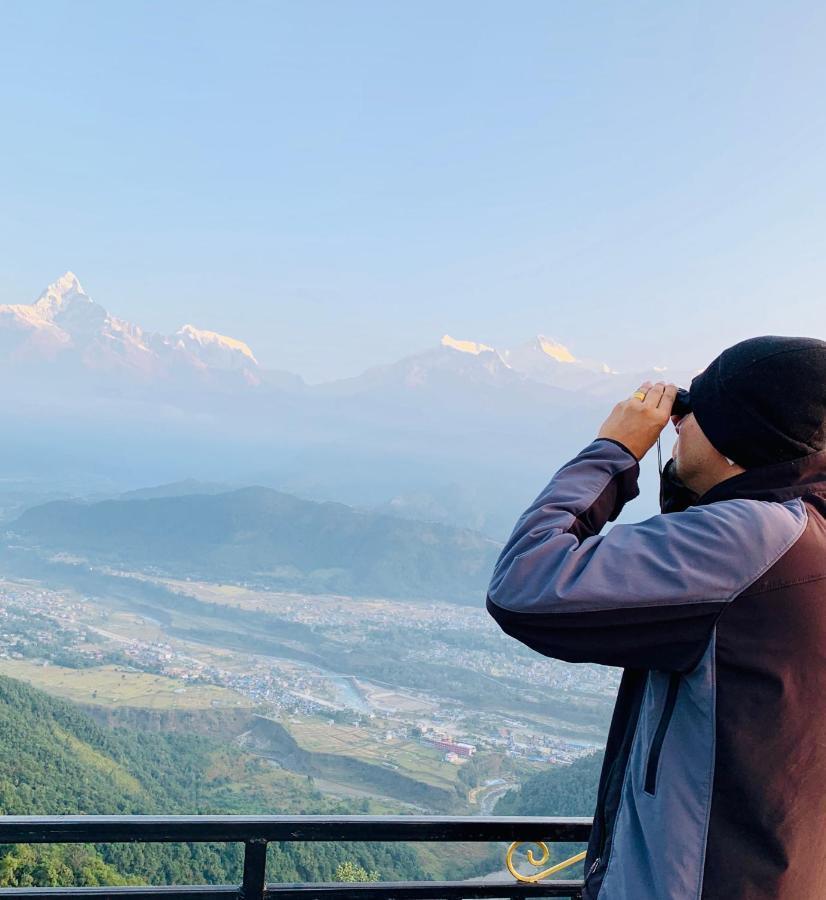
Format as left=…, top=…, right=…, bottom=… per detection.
left=0, top=884, right=584, bottom=900
left=264, top=881, right=584, bottom=898
left=0, top=816, right=592, bottom=845
left=0, top=889, right=237, bottom=898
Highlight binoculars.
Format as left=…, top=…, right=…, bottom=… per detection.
left=672, top=387, right=691, bottom=417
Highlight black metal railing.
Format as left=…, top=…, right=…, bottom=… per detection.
left=0, top=815, right=592, bottom=899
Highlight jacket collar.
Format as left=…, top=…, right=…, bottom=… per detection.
left=697, top=447, right=826, bottom=506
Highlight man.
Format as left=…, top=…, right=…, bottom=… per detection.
left=487, top=335, right=826, bottom=899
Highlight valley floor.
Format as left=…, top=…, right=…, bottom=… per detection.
left=0, top=567, right=617, bottom=825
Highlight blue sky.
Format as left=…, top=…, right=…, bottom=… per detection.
left=1, top=0, right=825, bottom=382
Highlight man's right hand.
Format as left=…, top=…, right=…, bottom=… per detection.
left=597, top=381, right=679, bottom=461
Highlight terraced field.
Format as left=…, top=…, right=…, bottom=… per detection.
left=0, top=659, right=253, bottom=710
left=289, top=718, right=462, bottom=791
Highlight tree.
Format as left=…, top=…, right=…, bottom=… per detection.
left=334, top=861, right=380, bottom=883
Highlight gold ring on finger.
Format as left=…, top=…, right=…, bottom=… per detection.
left=632, top=391, right=647, bottom=401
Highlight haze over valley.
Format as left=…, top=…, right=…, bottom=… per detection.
left=1, top=273, right=695, bottom=535
left=0, top=270, right=693, bottom=883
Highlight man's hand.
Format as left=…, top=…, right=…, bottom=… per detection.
left=597, top=381, right=678, bottom=461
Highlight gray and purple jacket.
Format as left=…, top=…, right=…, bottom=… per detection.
left=487, top=437, right=826, bottom=899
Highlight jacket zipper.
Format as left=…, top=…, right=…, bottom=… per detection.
left=586, top=855, right=601, bottom=880
left=644, top=672, right=680, bottom=796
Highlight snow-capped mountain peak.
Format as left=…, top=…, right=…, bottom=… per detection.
left=536, top=334, right=577, bottom=364
left=441, top=334, right=496, bottom=356
left=176, top=324, right=258, bottom=368
left=32, top=271, right=90, bottom=320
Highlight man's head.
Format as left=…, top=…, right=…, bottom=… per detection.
left=672, top=411, right=746, bottom=497
left=671, top=335, right=826, bottom=497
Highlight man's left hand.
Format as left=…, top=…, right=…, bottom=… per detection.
left=597, top=381, right=678, bottom=461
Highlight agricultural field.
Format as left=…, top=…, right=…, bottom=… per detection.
left=288, top=718, right=463, bottom=792
left=0, top=659, right=253, bottom=710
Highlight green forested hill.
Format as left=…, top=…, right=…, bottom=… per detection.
left=494, top=752, right=602, bottom=817
left=0, top=675, right=421, bottom=887
left=13, top=487, right=500, bottom=602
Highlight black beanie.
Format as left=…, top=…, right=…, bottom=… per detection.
left=689, top=335, right=826, bottom=469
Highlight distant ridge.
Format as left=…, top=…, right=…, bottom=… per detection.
left=120, top=479, right=235, bottom=501
left=12, top=486, right=503, bottom=603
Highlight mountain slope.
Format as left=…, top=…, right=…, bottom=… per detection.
left=493, top=751, right=602, bottom=817
left=12, top=487, right=502, bottom=602
left=0, top=672, right=235, bottom=886
left=0, top=674, right=423, bottom=886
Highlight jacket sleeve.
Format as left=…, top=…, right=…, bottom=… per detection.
left=486, top=438, right=807, bottom=672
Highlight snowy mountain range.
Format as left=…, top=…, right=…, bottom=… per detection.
left=0, top=272, right=696, bottom=397
left=0, top=272, right=696, bottom=537
left=0, top=272, right=260, bottom=384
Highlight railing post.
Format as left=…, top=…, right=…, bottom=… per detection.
left=241, top=838, right=268, bottom=900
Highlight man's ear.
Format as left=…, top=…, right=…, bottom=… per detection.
left=720, top=454, right=746, bottom=474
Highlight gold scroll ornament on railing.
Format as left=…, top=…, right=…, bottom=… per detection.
left=505, top=843, right=587, bottom=883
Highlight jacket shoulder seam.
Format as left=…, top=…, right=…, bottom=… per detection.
left=723, top=497, right=808, bottom=601
left=737, top=571, right=826, bottom=600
